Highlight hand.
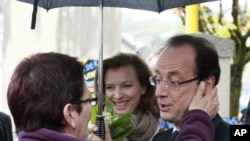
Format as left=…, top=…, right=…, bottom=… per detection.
left=88, top=123, right=112, bottom=141
left=104, top=123, right=112, bottom=141
left=189, top=81, right=219, bottom=119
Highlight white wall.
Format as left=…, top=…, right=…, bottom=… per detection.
left=218, top=58, right=231, bottom=117
left=2, top=0, right=121, bottom=118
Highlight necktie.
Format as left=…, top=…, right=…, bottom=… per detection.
left=170, top=130, right=179, bottom=141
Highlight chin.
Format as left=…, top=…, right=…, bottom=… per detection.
left=115, top=112, right=126, bottom=116
left=115, top=110, right=129, bottom=116
left=160, top=113, right=172, bottom=121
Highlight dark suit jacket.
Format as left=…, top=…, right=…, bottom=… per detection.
left=0, top=112, right=13, bottom=141
left=245, top=99, right=250, bottom=124
left=152, top=114, right=230, bottom=141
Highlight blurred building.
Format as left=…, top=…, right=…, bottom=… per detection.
left=2, top=1, right=122, bottom=115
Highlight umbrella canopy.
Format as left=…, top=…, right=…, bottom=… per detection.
left=18, top=0, right=219, bottom=29
left=18, top=0, right=218, bottom=12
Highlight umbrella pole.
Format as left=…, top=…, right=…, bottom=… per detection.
left=95, top=0, right=105, bottom=139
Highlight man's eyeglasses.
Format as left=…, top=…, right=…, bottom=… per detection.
left=70, top=96, right=98, bottom=107
left=149, top=76, right=199, bottom=89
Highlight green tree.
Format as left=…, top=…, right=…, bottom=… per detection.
left=176, top=0, right=250, bottom=117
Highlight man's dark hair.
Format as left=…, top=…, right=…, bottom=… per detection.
left=165, top=34, right=221, bottom=86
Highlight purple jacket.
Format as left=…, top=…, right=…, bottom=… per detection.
left=18, top=128, right=86, bottom=141
left=153, top=109, right=220, bottom=141
left=176, top=109, right=214, bottom=141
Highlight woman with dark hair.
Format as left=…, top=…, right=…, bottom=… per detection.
left=7, top=52, right=111, bottom=141
left=95, top=52, right=160, bottom=141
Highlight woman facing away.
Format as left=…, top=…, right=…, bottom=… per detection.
left=7, top=52, right=112, bottom=141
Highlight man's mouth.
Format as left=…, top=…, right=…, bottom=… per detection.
left=159, top=103, right=171, bottom=112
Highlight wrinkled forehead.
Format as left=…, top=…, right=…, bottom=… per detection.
left=155, top=45, right=196, bottom=76
left=159, top=44, right=196, bottom=60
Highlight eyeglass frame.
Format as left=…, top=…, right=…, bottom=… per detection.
left=149, top=75, right=199, bottom=89
left=70, top=97, right=98, bottom=107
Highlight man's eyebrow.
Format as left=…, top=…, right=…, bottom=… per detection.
left=168, top=71, right=179, bottom=76
left=155, top=69, right=180, bottom=77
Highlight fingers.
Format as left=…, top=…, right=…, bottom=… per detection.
left=188, top=82, right=219, bottom=119
left=194, top=81, right=206, bottom=98
left=189, top=81, right=206, bottom=110
left=104, top=123, right=112, bottom=141
left=88, top=123, right=112, bottom=141
left=210, top=87, right=219, bottom=118
left=204, top=87, right=218, bottom=109
left=191, top=81, right=206, bottom=103
left=88, top=124, right=98, bottom=132
left=206, top=86, right=217, bottom=97
left=203, top=86, right=219, bottom=119
left=87, top=133, right=104, bottom=141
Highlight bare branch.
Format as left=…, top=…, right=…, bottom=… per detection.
left=231, top=0, right=239, bottom=26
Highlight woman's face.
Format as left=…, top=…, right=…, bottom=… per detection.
left=104, top=65, right=146, bottom=116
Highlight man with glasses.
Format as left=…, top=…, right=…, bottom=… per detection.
left=152, top=34, right=230, bottom=141
left=7, top=52, right=111, bottom=141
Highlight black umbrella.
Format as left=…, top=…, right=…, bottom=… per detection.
left=20, top=0, right=219, bottom=29
left=18, top=0, right=219, bottom=12
left=17, top=0, right=219, bottom=139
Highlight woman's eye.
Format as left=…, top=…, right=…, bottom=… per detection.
left=105, top=86, right=114, bottom=90
left=123, top=84, right=132, bottom=88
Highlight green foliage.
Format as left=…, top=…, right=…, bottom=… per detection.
left=198, top=1, right=250, bottom=116
left=91, top=99, right=134, bottom=141
left=214, top=22, right=236, bottom=38
left=109, top=111, right=134, bottom=141
left=90, top=104, right=98, bottom=124
left=199, top=6, right=237, bottom=39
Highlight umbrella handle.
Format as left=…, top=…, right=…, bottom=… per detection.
left=95, top=115, right=105, bottom=139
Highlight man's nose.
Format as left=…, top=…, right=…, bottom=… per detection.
left=155, top=82, right=169, bottom=97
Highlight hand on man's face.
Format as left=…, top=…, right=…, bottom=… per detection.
left=189, top=81, right=219, bottom=119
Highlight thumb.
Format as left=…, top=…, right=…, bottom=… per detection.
left=189, top=81, right=206, bottom=111
left=194, top=81, right=205, bottom=99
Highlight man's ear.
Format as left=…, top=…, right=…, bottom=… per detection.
left=63, top=104, right=76, bottom=128
left=204, top=75, right=215, bottom=94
